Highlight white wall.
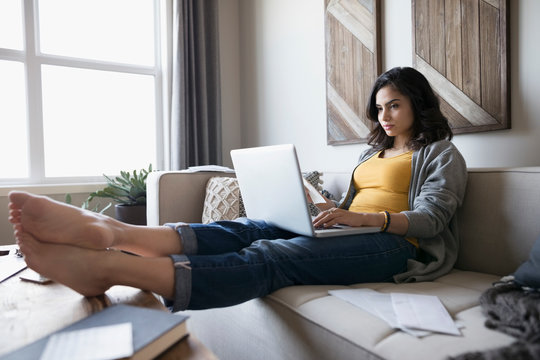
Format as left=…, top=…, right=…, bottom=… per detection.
left=218, top=0, right=242, bottom=167
left=232, top=0, right=540, bottom=171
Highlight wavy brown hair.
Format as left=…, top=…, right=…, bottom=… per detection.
left=366, top=67, right=452, bottom=151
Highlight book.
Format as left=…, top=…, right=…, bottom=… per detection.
left=0, top=304, right=189, bottom=360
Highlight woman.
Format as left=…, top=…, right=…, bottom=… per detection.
left=8, top=67, right=467, bottom=311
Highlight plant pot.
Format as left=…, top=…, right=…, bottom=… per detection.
left=115, top=204, right=147, bottom=225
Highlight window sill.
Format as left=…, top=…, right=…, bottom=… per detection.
left=0, top=183, right=106, bottom=197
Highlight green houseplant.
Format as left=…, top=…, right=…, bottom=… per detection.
left=86, top=164, right=153, bottom=225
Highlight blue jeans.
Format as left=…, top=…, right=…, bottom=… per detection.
left=166, top=218, right=416, bottom=311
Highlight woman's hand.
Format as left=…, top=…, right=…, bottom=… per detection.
left=313, top=209, right=410, bottom=235
left=312, top=208, right=368, bottom=229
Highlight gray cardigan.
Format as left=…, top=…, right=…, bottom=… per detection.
left=338, top=140, right=468, bottom=283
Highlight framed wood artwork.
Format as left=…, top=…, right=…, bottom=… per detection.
left=412, top=0, right=510, bottom=134
left=324, top=0, right=382, bottom=145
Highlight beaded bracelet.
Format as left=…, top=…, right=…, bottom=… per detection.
left=380, top=211, right=391, bottom=232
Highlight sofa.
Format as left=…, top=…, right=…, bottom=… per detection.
left=146, top=166, right=540, bottom=360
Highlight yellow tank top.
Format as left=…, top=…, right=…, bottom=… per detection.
left=349, top=150, right=418, bottom=247
left=349, top=150, right=413, bottom=213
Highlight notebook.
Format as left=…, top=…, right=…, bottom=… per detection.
left=0, top=304, right=189, bottom=360
left=230, top=144, right=380, bottom=238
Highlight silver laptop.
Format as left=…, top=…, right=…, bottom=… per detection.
left=230, top=144, right=380, bottom=238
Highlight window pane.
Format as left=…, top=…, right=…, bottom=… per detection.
left=0, top=61, right=28, bottom=178
left=38, top=0, right=155, bottom=66
left=41, top=65, right=156, bottom=177
left=0, top=0, right=24, bottom=50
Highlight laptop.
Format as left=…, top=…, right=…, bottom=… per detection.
left=230, top=144, right=381, bottom=238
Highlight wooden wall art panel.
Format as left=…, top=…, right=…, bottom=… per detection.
left=324, top=0, right=381, bottom=145
left=412, top=0, right=510, bottom=134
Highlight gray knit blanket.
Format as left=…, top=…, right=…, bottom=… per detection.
left=451, top=282, right=540, bottom=360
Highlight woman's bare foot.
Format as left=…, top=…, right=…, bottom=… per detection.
left=18, top=232, right=113, bottom=297
left=19, top=231, right=177, bottom=299
left=8, top=191, right=122, bottom=250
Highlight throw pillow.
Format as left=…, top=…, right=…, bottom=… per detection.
left=513, top=233, right=540, bottom=289
left=303, top=171, right=324, bottom=216
left=201, top=177, right=246, bottom=224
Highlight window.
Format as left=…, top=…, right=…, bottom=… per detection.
left=0, top=0, right=165, bottom=184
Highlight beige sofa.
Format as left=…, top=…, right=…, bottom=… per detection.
left=146, top=167, right=540, bottom=360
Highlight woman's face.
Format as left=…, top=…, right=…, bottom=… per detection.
left=375, top=85, right=415, bottom=145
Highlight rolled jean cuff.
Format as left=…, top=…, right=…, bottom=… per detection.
left=165, top=222, right=198, bottom=255
left=167, top=254, right=192, bottom=312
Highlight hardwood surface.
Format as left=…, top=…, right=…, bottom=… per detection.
left=0, top=262, right=216, bottom=359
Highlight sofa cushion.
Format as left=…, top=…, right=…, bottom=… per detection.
left=263, top=270, right=514, bottom=360
left=375, top=307, right=515, bottom=360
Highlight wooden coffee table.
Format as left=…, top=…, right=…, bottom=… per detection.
left=0, top=249, right=216, bottom=360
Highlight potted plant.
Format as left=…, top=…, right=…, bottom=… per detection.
left=86, top=164, right=153, bottom=225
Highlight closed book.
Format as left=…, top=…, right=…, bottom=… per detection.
left=0, top=304, right=189, bottom=360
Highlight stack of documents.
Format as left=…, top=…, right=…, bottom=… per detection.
left=329, top=289, right=461, bottom=337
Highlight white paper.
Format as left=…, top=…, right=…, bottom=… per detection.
left=329, top=289, right=430, bottom=337
left=40, top=322, right=134, bottom=360
left=391, top=293, right=461, bottom=336
left=19, top=268, right=51, bottom=284
left=302, top=178, right=326, bottom=204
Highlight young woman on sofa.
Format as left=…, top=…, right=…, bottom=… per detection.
left=8, top=67, right=467, bottom=311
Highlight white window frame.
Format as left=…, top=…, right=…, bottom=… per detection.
left=0, top=0, right=169, bottom=187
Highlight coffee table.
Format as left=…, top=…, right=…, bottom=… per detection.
left=0, top=248, right=216, bottom=359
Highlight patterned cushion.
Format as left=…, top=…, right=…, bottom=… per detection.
left=201, top=171, right=327, bottom=224
left=202, top=177, right=246, bottom=224
left=303, top=171, right=324, bottom=217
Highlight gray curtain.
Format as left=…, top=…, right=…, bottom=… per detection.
left=170, top=0, right=222, bottom=170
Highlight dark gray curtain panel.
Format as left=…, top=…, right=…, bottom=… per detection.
left=171, top=0, right=222, bottom=169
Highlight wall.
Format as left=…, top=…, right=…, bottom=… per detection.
left=219, top=0, right=242, bottom=167
left=235, top=0, right=540, bottom=171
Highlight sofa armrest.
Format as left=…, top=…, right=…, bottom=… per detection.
left=146, top=171, right=235, bottom=226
